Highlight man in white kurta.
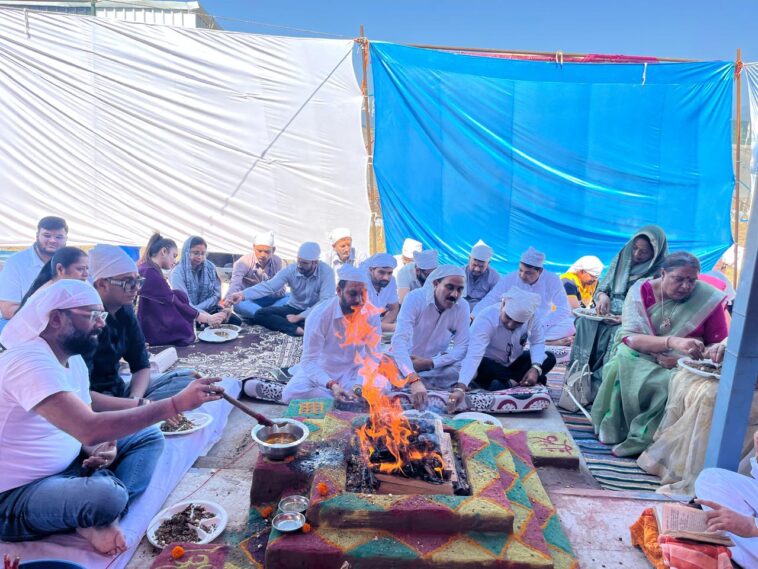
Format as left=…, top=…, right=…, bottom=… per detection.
left=391, top=265, right=470, bottom=399
left=393, top=237, right=423, bottom=276
left=463, top=240, right=500, bottom=310
left=396, top=249, right=439, bottom=303
left=322, top=227, right=366, bottom=279
left=282, top=266, right=383, bottom=403
left=473, top=246, right=575, bottom=343
left=364, top=253, right=400, bottom=333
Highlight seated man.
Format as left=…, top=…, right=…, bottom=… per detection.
left=0, top=216, right=68, bottom=332
left=463, top=240, right=499, bottom=311
left=393, top=237, right=422, bottom=276
left=322, top=227, right=365, bottom=277
left=391, top=265, right=470, bottom=407
left=364, top=252, right=400, bottom=333
left=0, top=280, right=222, bottom=555
left=560, top=255, right=604, bottom=309
left=226, top=242, right=335, bottom=336
left=282, top=265, right=381, bottom=403
left=474, top=247, right=575, bottom=345
left=451, top=287, right=556, bottom=410
left=396, top=249, right=439, bottom=303
left=87, top=245, right=197, bottom=403
left=226, top=231, right=289, bottom=319
left=694, top=431, right=758, bottom=569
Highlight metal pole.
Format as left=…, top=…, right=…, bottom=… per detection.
left=733, top=49, right=742, bottom=286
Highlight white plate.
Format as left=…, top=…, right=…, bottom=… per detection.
left=147, top=500, right=228, bottom=549
left=159, top=411, right=213, bottom=436
left=454, top=411, right=501, bottom=426
left=198, top=327, right=239, bottom=343
left=678, top=358, right=721, bottom=379
left=572, top=308, right=621, bottom=323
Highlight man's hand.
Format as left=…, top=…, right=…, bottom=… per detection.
left=208, top=312, right=226, bottom=327
left=329, top=382, right=355, bottom=403
left=82, top=441, right=117, bottom=470
left=410, top=356, right=434, bottom=372
left=286, top=313, right=305, bottom=324
left=696, top=500, right=758, bottom=538
left=225, top=292, right=245, bottom=306
left=704, top=343, right=727, bottom=364
left=173, top=377, right=224, bottom=412
left=409, top=379, right=427, bottom=411
left=520, top=367, right=540, bottom=387
left=446, top=385, right=466, bottom=414
left=670, top=337, right=705, bottom=360
left=595, top=293, right=610, bottom=316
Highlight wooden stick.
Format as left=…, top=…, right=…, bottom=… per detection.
left=221, top=392, right=274, bottom=426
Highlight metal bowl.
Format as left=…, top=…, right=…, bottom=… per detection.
left=272, top=511, right=306, bottom=532
left=278, top=494, right=309, bottom=513
left=251, top=418, right=309, bottom=460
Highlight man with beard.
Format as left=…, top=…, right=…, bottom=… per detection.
left=282, top=265, right=381, bottom=403
left=391, top=265, right=471, bottom=409
left=227, top=231, right=289, bottom=318
left=463, top=240, right=500, bottom=310
left=364, top=252, right=400, bottom=333
left=0, top=216, right=68, bottom=332
left=396, top=249, right=439, bottom=303
left=0, top=280, right=222, bottom=555
left=226, top=242, right=335, bottom=336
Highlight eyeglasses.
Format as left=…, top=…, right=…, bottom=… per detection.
left=66, top=309, right=109, bottom=323
left=107, top=277, right=145, bottom=291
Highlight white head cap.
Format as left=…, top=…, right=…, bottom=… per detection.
left=0, top=280, right=102, bottom=349
left=297, top=242, right=321, bottom=261
left=569, top=255, right=604, bottom=278
left=470, top=240, right=494, bottom=262
left=520, top=246, right=546, bottom=268
left=501, top=287, right=541, bottom=323
left=89, top=244, right=138, bottom=282
left=366, top=253, right=397, bottom=269
left=337, top=264, right=369, bottom=285
left=413, top=249, right=439, bottom=271
left=329, top=227, right=352, bottom=244
left=424, top=264, right=466, bottom=298
left=253, top=231, right=275, bottom=247
left=401, top=238, right=423, bottom=258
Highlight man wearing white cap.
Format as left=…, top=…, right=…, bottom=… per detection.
left=0, top=280, right=222, bottom=554
left=463, top=240, right=500, bottom=310
left=364, top=252, right=400, bottom=333
left=473, top=247, right=575, bottom=345
left=391, top=265, right=471, bottom=408
left=322, top=227, right=366, bottom=278
left=226, top=242, right=335, bottom=336
left=227, top=232, right=289, bottom=318
left=396, top=249, right=439, bottom=303
left=393, top=238, right=423, bottom=276
left=282, top=265, right=382, bottom=403
left=451, top=287, right=556, bottom=411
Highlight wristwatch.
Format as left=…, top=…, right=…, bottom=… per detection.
left=530, top=364, right=543, bottom=375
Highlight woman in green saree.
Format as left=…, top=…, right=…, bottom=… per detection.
left=568, top=225, right=668, bottom=401
left=591, top=252, right=728, bottom=457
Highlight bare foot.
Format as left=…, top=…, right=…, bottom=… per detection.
left=295, top=327, right=304, bottom=336
left=77, top=521, right=127, bottom=556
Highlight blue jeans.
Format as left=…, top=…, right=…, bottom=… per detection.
left=234, top=294, right=290, bottom=320
left=0, top=426, right=164, bottom=541
left=125, top=368, right=197, bottom=401
left=0, top=318, right=7, bottom=335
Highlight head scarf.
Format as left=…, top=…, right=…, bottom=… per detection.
left=298, top=242, right=321, bottom=261
left=501, top=287, right=541, bottom=323
left=597, top=225, right=668, bottom=314
left=401, top=238, right=423, bottom=258
left=328, top=227, right=351, bottom=244
left=365, top=253, right=397, bottom=269
left=89, top=244, right=138, bottom=282
left=470, top=240, right=494, bottom=262
left=520, top=246, right=545, bottom=268
left=337, top=264, right=369, bottom=285
left=413, top=249, right=439, bottom=271
left=253, top=231, right=275, bottom=247
left=0, top=280, right=101, bottom=349
left=569, top=256, right=604, bottom=277
left=177, top=236, right=218, bottom=306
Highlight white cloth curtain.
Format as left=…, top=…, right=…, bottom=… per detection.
left=0, top=9, right=369, bottom=258
left=747, top=63, right=758, bottom=196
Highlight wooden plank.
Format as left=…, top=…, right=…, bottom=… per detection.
left=440, top=432, right=458, bottom=483
left=375, top=473, right=454, bottom=495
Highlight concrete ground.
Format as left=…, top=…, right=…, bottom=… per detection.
left=127, top=395, right=652, bottom=567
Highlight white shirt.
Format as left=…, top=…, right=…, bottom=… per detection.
left=294, top=297, right=381, bottom=390
left=392, top=254, right=412, bottom=277
left=391, top=287, right=470, bottom=376
left=396, top=262, right=423, bottom=292
left=458, top=304, right=546, bottom=386
left=322, top=247, right=367, bottom=279
left=367, top=277, right=399, bottom=311
left=243, top=262, right=335, bottom=318
left=0, top=338, right=91, bottom=493
left=472, top=269, right=573, bottom=337
left=0, top=246, right=45, bottom=304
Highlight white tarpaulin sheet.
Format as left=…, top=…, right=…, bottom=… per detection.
left=747, top=62, right=758, bottom=193
left=0, top=9, right=368, bottom=257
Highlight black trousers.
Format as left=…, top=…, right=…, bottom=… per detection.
left=252, top=304, right=303, bottom=336
left=473, top=351, right=556, bottom=391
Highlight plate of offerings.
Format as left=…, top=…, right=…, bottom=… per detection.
left=159, top=412, right=213, bottom=436
left=198, top=327, right=239, bottom=343
left=147, top=500, right=227, bottom=549
left=678, top=358, right=721, bottom=379
left=572, top=307, right=621, bottom=323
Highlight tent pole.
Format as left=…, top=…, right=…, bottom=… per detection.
left=359, top=25, right=382, bottom=254
left=733, top=49, right=742, bottom=286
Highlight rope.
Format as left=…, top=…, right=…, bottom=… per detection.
left=642, top=61, right=648, bottom=86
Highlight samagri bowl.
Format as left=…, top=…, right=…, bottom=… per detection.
left=251, top=418, right=309, bottom=460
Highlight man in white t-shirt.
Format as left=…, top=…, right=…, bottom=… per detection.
left=0, top=216, right=69, bottom=332
left=0, top=280, right=223, bottom=555
left=364, top=253, right=400, bottom=333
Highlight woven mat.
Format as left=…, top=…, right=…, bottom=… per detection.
left=546, top=368, right=661, bottom=492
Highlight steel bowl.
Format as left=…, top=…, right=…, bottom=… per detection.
left=278, top=494, right=309, bottom=514
left=251, top=418, right=309, bottom=460
left=272, top=511, right=306, bottom=532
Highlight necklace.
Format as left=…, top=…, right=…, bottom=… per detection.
left=656, top=279, right=680, bottom=332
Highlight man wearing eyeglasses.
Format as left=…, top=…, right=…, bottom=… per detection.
left=0, top=279, right=222, bottom=554
left=86, top=245, right=197, bottom=404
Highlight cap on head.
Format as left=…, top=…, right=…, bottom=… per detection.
left=89, top=244, right=138, bottom=282
left=470, top=239, right=494, bottom=262
left=298, top=242, right=321, bottom=261
left=520, top=246, right=545, bottom=268
left=402, top=238, right=423, bottom=258
left=413, top=249, right=439, bottom=271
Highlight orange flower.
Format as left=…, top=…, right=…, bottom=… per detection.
left=171, top=545, right=185, bottom=559
left=260, top=505, right=274, bottom=518
left=302, top=522, right=312, bottom=533
left=316, top=482, right=329, bottom=497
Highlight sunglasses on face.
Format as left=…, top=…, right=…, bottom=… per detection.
left=107, top=277, right=145, bottom=291
left=66, top=308, right=109, bottom=323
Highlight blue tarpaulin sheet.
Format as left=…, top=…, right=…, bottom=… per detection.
left=371, top=42, right=734, bottom=273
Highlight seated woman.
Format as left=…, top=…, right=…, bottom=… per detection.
left=560, top=256, right=604, bottom=309
left=18, top=246, right=89, bottom=308
left=137, top=233, right=224, bottom=346
left=568, top=225, right=668, bottom=402
left=591, top=252, right=728, bottom=457
left=169, top=236, right=240, bottom=326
